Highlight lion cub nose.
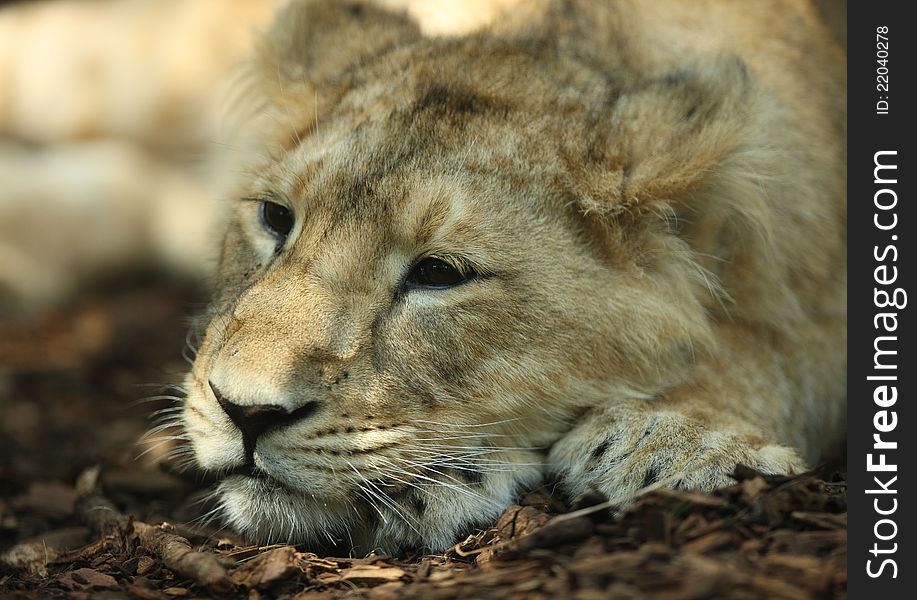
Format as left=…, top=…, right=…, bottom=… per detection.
left=209, top=381, right=317, bottom=447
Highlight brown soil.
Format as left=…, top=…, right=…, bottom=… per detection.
left=0, top=278, right=847, bottom=599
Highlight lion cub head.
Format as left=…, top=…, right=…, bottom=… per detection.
left=181, top=0, right=753, bottom=552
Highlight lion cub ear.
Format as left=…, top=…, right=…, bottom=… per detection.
left=572, top=57, right=755, bottom=216
left=241, top=0, right=420, bottom=148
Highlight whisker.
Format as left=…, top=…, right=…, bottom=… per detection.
left=138, top=421, right=185, bottom=441
left=354, top=484, right=387, bottom=523
left=148, top=406, right=186, bottom=418
left=386, top=460, right=485, bottom=502
left=415, top=442, right=545, bottom=453
left=414, top=433, right=509, bottom=441
left=348, top=462, right=420, bottom=535
left=129, top=394, right=185, bottom=408
left=412, top=418, right=524, bottom=429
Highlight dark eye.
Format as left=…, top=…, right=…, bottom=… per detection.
left=406, top=257, right=469, bottom=289
left=260, top=201, right=294, bottom=238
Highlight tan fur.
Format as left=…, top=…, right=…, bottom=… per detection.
left=179, top=0, right=846, bottom=553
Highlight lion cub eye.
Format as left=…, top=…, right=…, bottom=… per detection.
left=260, top=201, right=294, bottom=239
left=407, top=257, right=469, bottom=289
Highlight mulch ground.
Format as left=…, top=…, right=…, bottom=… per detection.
left=0, top=278, right=847, bottom=599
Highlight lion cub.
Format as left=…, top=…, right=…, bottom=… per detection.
left=178, top=0, right=846, bottom=552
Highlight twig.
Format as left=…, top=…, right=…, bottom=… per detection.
left=74, top=479, right=233, bottom=593
left=452, top=473, right=682, bottom=558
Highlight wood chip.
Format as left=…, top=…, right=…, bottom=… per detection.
left=339, top=565, right=406, bottom=583
left=681, top=531, right=738, bottom=554
left=230, top=546, right=301, bottom=589
left=66, top=567, right=119, bottom=589
left=791, top=510, right=847, bottom=529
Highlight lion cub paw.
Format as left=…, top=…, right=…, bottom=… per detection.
left=549, top=406, right=806, bottom=502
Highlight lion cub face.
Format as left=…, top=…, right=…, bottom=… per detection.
left=180, top=1, right=748, bottom=552
left=184, top=108, right=621, bottom=550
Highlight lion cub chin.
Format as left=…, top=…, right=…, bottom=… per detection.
left=176, top=0, right=846, bottom=553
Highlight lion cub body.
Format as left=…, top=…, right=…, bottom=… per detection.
left=180, top=0, right=845, bottom=552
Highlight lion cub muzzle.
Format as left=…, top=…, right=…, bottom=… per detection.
left=210, top=381, right=320, bottom=471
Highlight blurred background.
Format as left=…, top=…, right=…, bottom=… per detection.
left=0, top=0, right=284, bottom=553
left=0, top=0, right=281, bottom=312
left=0, top=0, right=846, bottom=314
left=0, top=0, right=526, bottom=314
